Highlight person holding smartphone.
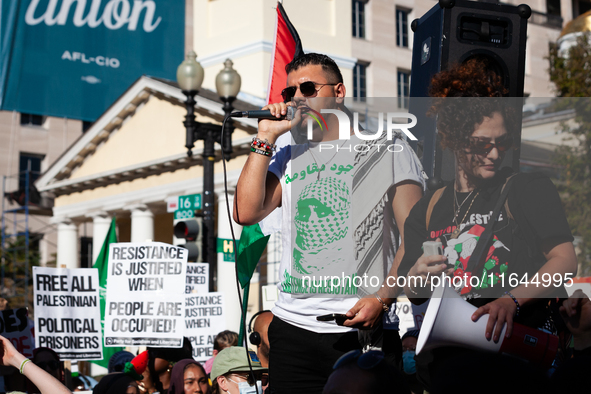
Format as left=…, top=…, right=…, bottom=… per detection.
left=397, top=59, right=577, bottom=389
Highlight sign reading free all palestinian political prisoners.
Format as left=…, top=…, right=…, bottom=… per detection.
left=33, top=267, right=102, bottom=360
left=104, top=242, right=187, bottom=347
left=185, top=292, right=226, bottom=363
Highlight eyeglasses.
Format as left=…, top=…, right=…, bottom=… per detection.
left=281, top=81, right=339, bottom=102
left=230, top=373, right=255, bottom=386
left=230, top=372, right=269, bottom=386
left=468, top=136, right=513, bottom=155
left=333, top=350, right=385, bottom=370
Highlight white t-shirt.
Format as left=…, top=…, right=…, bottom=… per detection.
left=268, top=136, right=426, bottom=333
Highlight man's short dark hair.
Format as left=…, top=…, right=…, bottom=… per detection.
left=285, top=53, right=343, bottom=84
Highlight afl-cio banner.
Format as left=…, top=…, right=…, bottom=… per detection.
left=0, top=0, right=184, bottom=121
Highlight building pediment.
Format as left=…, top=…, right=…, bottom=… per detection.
left=36, top=76, right=258, bottom=196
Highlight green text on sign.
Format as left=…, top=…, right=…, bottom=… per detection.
left=178, top=194, right=201, bottom=211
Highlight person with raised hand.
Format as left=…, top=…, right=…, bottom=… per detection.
left=233, top=52, right=425, bottom=394
left=0, top=335, right=71, bottom=394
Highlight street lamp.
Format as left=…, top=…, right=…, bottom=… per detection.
left=176, top=51, right=204, bottom=156
left=176, top=52, right=240, bottom=291
left=216, top=59, right=241, bottom=156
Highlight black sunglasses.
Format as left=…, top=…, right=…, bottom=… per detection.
left=333, top=349, right=385, bottom=370
left=468, top=136, right=513, bottom=155
left=281, top=81, right=338, bottom=102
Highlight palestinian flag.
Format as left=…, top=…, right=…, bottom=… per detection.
left=265, top=2, right=304, bottom=105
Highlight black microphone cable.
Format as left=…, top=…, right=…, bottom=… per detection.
left=219, top=114, right=261, bottom=394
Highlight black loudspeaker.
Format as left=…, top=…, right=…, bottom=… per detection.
left=408, top=0, right=531, bottom=184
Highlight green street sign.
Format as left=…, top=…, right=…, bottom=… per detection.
left=178, top=194, right=201, bottom=211
left=217, top=238, right=239, bottom=262
left=174, top=209, right=195, bottom=220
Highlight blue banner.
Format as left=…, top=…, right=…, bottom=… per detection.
left=0, top=0, right=184, bottom=121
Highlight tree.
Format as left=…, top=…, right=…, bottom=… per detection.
left=548, top=34, right=591, bottom=274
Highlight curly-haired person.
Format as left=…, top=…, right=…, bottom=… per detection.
left=397, top=59, right=577, bottom=390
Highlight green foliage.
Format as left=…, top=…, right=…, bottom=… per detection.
left=548, top=34, right=591, bottom=274
left=0, top=235, right=41, bottom=276
left=0, top=234, right=40, bottom=311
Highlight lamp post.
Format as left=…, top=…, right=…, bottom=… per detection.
left=177, top=52, right=240, bottom=291
left=216, top=59, right=242, bottom=155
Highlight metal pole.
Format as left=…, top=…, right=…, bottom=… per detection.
left=1, top=176, right=6, bottom=293
left=222, top=98, right=235, bottom=158
left=24, top=163, right=30, bottom=308
left=183, top=91, right=197, bottom=157
left=203, top=129, right=216, bottom=292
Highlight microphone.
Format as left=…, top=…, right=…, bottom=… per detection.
left=229, top=106, right=295, bottom=120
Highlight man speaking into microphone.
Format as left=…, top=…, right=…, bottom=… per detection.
left=233, top=53, right=425, bottom=394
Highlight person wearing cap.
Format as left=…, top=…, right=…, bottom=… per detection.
left=210, top=347, right=268, bottom=394
left=93, top=350, right=148, bottom=394
left=109, top=351, right=135, bottom=374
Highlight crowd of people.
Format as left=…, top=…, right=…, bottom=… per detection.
left=1, top=292, right=591, bottom=394
left=0, top=53, right=588, bottom=393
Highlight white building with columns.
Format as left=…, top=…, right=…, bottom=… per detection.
left=35, top=76, right=260, bottom=334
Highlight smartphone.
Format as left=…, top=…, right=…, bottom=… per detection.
left=316, top=313, right=349, bottom=325
left=423, top=241, right=443, bottom=256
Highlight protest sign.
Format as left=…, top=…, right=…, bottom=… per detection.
left=185, top=263, right=208, bottom=294
left=104, top=242, right=187, bottom=347
left=33, top=267, right=102, bottom=360
left=185, top=292, right=226, bottom=363
left=0, top=308, right=35, bottom=358
left=396, top=297, right=429, bottom=337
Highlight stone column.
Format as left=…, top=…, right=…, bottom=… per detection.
left=560, top=0, right=573, bottom=24
left=54, top=218, right=78, bottom=269
left=130, top=205, right=154, bottom=243
left=90, top=212, right=112, bottom=264
left=217, top=192, right=242, bottom=333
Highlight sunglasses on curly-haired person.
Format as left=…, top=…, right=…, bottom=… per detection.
left=468, top=136, right=513, bottom=155
left=281, top=81, right=339, bottom=102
